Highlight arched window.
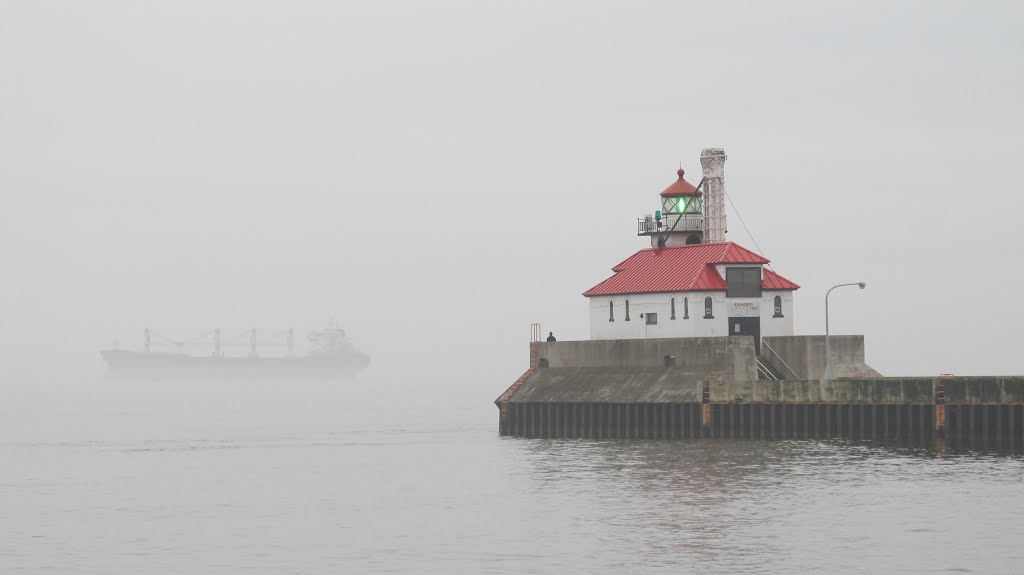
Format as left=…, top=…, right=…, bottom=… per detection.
left=671, top=298, right=676, bottom=320
left=774, top=295, right=783, bottom=318
left=684, top=297, right=689, bottom=319
left=609, top=301, right=614, bottom=322
left=625, top=300, right=631, bottom=321
left=704, top=297, right=713, bottom=319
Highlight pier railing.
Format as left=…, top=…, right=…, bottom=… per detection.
left=761, top=340, right=802, bottom=380
left=756, top=358, right=779, bottom=381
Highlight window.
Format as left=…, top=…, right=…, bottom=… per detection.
left=646, top=312, right=658, bottom=325
left=773, top=295, right=783, bottom=318
left=684, top=297, right=689, bottom=319
left=670, top=298, right=676, bottom=320
left=726, top=267, right=762, bottom=298
left=673, top=196, right=701, bottom=214
left=625, top=300, right=631, bottom=321
left=609, top=301, right=614, bottom=322
left=704, top=297, right=713, bottom=319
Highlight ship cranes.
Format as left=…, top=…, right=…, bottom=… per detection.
left=141, top=328, right=297, bottom=358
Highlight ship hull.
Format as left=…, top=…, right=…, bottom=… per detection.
left=100, top=350, right=370, bottom=380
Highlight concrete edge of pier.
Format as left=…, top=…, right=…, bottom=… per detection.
left=495, top=337, right=1024, bottom=439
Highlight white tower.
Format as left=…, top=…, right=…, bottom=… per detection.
left=700, top=148, right=727, bottom=243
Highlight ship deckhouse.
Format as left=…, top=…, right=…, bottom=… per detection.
left=584, top=149, right=799, bottom=348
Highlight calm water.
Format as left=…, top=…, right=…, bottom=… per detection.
left=3, top=378, right=1023, bottom=574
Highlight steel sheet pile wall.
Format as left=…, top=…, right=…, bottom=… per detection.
left=500, top=376, right=1024, bottom=441
left=503, top=402, right=951, bottom=440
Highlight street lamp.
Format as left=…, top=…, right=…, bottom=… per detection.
left=824, top=282, right=866, bottom=380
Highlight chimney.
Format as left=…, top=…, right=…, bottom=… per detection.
left=700, top=148, right=727, bottom=243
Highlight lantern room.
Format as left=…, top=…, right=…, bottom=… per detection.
left=638, top=168, right=705, bottom=247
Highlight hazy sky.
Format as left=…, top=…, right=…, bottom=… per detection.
left=2, top=0, right=1023, bottom=386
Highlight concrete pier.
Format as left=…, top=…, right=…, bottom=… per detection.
left=496, top=338, right=1024, bottom=441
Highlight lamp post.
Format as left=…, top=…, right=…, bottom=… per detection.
left=824, top=282, right=866, bottom=380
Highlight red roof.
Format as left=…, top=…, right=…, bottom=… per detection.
left=660, top=169, right=702, bottom=197
left=762, top=268, right=800, bottom=290
left=583, top=242, right=800, bottom=296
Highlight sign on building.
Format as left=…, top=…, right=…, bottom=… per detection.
left=727, top=301, right=760, bottom=318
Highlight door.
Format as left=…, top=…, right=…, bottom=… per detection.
left=728, top=317, right=761, bottom=354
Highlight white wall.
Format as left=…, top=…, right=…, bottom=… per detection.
left=761, top=291, right=795, bottom=338
left=588, top=290, right=795, bottom=340
left=588, top=291, right=723, bottom=340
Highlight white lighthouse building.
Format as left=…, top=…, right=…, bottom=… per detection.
left=584, top=149, right=799, bottom=347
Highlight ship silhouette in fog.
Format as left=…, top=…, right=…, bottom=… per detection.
left=101, top=321, right=370, bottom=379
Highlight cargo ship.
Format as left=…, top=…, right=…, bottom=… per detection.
left=101, top=322, right=370, bottom=379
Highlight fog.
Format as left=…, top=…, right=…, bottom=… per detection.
left=2, top=0, right=1023, bottom=390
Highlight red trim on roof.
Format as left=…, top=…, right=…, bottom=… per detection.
left=660, top=169, right=702, bottom=197
left=583, top=242, right=798, bottom=296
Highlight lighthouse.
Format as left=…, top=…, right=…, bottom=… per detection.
left=490, top=149, right=963, bottom=441
left=585, top=149, right=799, bottom=348
left=639, top=168, right=705, bottom=247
